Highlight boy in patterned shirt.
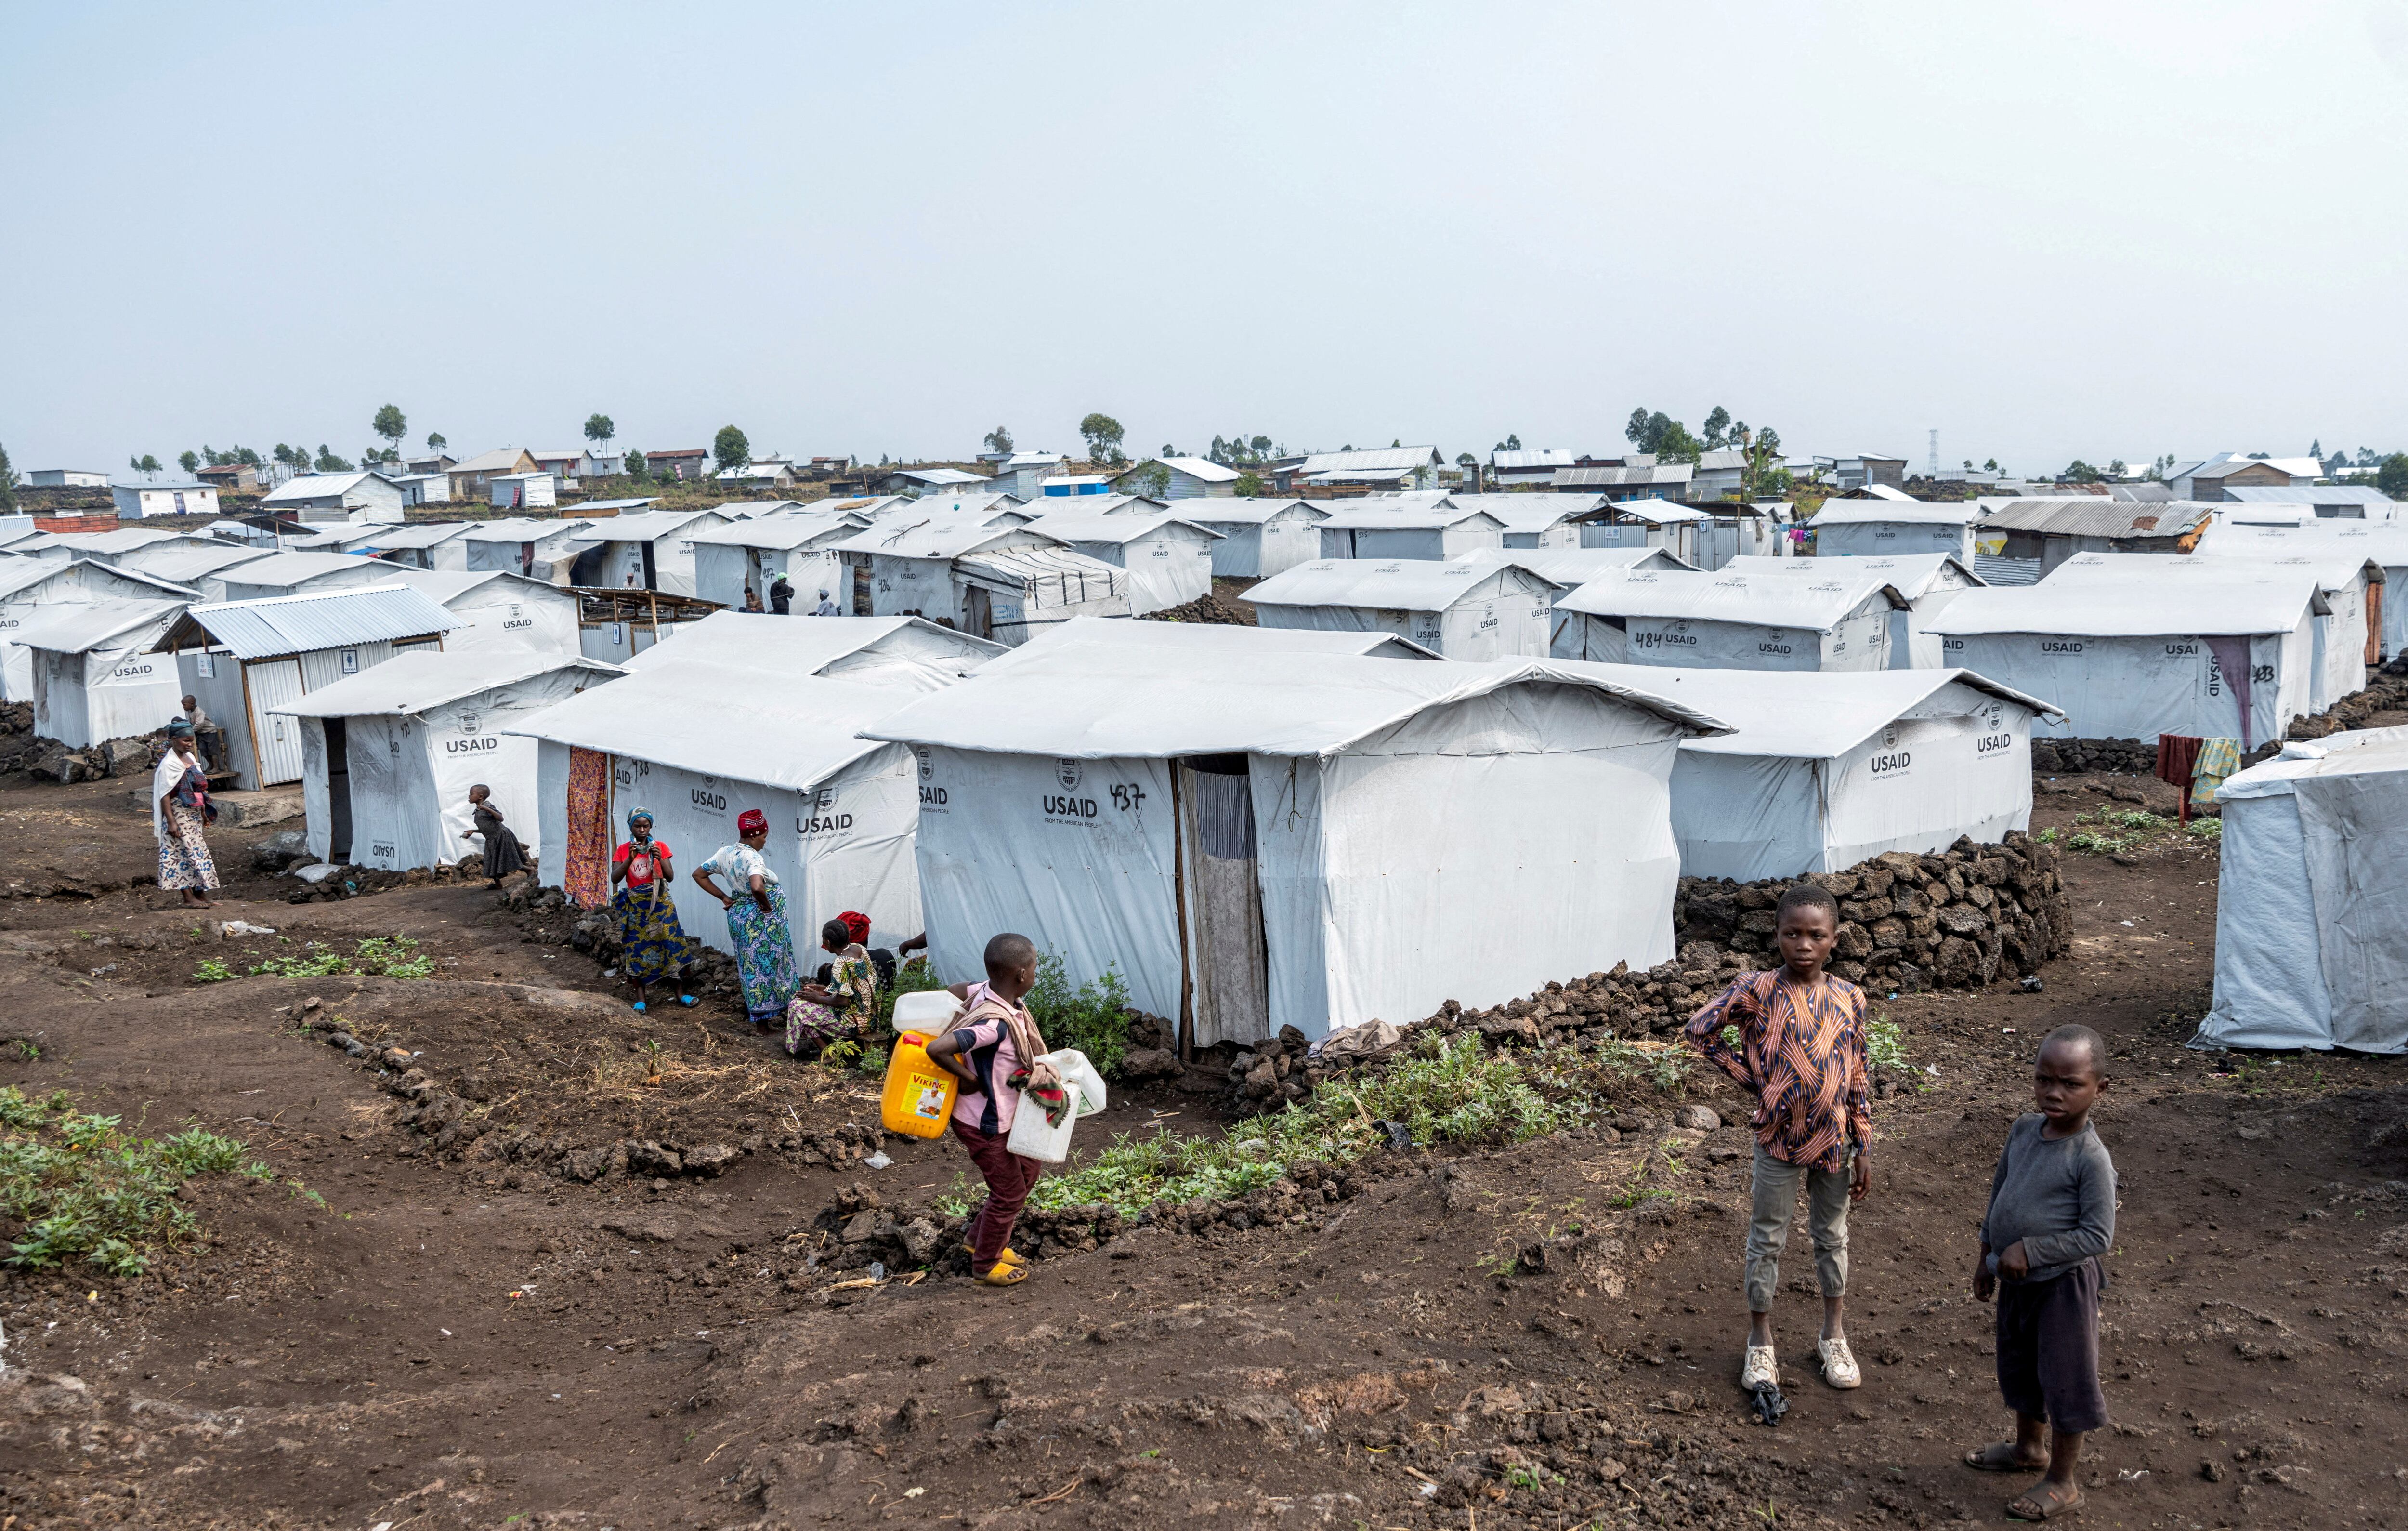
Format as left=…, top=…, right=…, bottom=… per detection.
left=1683, top=884, right=1873, bottom=1394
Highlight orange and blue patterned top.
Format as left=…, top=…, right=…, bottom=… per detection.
left=1682, top=969, right=1871, bottom=1172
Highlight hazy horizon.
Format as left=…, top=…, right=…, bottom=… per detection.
left=5, top=0, right=2404, bottom=480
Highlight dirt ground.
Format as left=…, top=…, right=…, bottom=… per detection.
left=1, top=764, right=2406, bottom=1531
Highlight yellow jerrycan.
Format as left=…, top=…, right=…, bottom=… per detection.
left=881, top=990, right=964, bottom=1139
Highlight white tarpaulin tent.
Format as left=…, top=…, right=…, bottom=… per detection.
left=1242, top=558, right=1557, bottom=659
left=1109, top=497, right=1325, bottom=579
left=565, top=507, right=734, bottom=596
left=0, top=558, right=197, bottom=701
left=111, top=542, right=269, bottom=590
left=1440, top=493, right=1583, bottom=550
left=1313, top=500, right=1506, bottom=561
left=1554, top=564, right=1905, bottom=671
left=507, top=667, right=964, bottom=963
left=331, top=522, right=475, bottom=570
left=865, top=646, right=1730, bottom=1044
left=1923, top=573, right=2323, bottom=748
left=619, top=612, right=1001, bottom=690
left=2042, top=551, right=2376, bottom=714
left=1448, top=547, right=1693, bottom=660
left=689, top=509, right=871, bottom=612
left=834, top=514, right=1127, bottom=643
left=1562, top=663, right=2055, bottom=881
left=1574, top=498, right=1710, bottom=564
left=381, top=569, right=581, bottom=659
left=275, top=648, right=621, bottom=871
left=2196, top=517, right=2408, bottom=659
left=20, top=599, right=189, bottom=748
left=2193, top=727, right=2408, bottom=1055
left=441, top=519, right=600, bottom=583
left=1809, top=500, right=1978, bottom=561
left=1017, top=508, right=1220, bottom=615
left=206, top=550, right=402, bottom=603
left=1719, top=553, right=1982, bottom=669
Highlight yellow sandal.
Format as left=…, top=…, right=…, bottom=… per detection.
left=975, top=1261, right=1028, bottom=1286
left=961, top=1243, right=1024, bottom=1267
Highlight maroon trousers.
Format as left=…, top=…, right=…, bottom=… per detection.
left=951, top=1117, right=1042, bottom=1270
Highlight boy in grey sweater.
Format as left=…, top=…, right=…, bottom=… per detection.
left=1965, top=1024, right=2117, bottom=1522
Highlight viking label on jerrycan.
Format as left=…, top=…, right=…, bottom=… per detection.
left=880, top=991, right=965, bottom=1138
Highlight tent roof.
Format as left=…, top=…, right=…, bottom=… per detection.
left=1923, top=576, right=2324, bottom=637
left=864, top=650, right=1730, bottom=760
left=688, top=509, right=867, bottom=551
left=383, top=568, right=568, bottom=605
left=1310, top=501, right=1507, bottom=532
left=2046, top=550, right=2380, bottom=593
left=1578, top=496, right=1710, bottom=525
left=65, top=527, right=227, bottom=555
left=269, top=649, right=622, bottom=718
left=155, top=582, right=456, bottom=658
left=975, top=616, right=1440, bottom=675
left=453, top=517, right=596, bottom=543
left=832, top=514, right=1047, bottom=560
left=0, top=558, right=197, bottom=601
left=1555, top=662, right=2060, bottom=758
left=1432, top=492, right=1579, bottom=533
left=619, top=611, right=1002, bottom=677
left=2215, top=724, right=2408, bottom=802
left=261, top=471, right=394, bottom=503
left=1243, top=557, right=1558, bottom=611
left=1976, top=499, right=2218, bottom=540
left=13, top=598, right=186, bottom=655
left=1717, top=552, right=1981, bottom=598
left=577, top=508, right=730, bottom=541
left=503, top=667, right=915, bottom=792
left=210, top=550, right=383, bottom=589
left=1452, top=547, right=1695, bottom=583
left=330, top=521, right=473, bottom=551
left=2221, top=484, right=2397, bottom=506
left=2195, top=519, right=2408, bottom=568
left=1017, top=508, right=1224, bottom=544
left=1556, top=565, right=1906, bottom=629
left=1810, top=500, right=1976, bottom=527
left=1132, top=497, right=1322, bottom=526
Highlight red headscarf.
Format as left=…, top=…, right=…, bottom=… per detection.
left=736, top=808, right=767, bottom=835
left=838, top=911, right=871, bottom=947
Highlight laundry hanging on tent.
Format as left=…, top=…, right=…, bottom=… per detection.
left=2191, top=737, right=2242, bottom=807
left=2156, top=734, right=2203, bottom=822
left=564, top=745, right=612, bottom=909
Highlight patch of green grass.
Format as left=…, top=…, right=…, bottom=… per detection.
left=1002, top=1031, right=1631, bottom=1219
left=2060, top=807, right=2218, bottom=857
left=196, top=935, right=435, bottom=985
left=191, top=959, right=235, bottom=983
left=1866, top=1014, right=1910, bottom=1076
left=0, top=1086, right=258, bottom=1276
left=1025, top=951, right=1133, bottom=1078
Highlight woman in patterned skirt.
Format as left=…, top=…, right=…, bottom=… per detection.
left=693, top=808, right=797, bottom=1032
left=153, top=722, right=218, bottom=908
left=610, top=809, right=699, bottom=1013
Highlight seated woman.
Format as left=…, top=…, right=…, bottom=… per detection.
left=785, top=917, right=879, bottom=1059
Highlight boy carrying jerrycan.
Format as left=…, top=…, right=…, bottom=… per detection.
left=884, top=933, right=1105, bottom=1287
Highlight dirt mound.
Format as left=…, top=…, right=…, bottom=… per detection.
left=1139, top=576, right=1259, bottom=625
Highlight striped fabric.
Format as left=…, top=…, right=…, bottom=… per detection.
left=1683, top=970, right=1872, bottom=1172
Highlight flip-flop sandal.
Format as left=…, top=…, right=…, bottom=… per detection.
left=975, top=1262, right=1028, bottom=1286
left=678, top=996, right=698, bottom=1007
left=2005, top=1483, right=2083, bottom=1521
left=960, top=1243, right=1024, bottom=1267
left=1965, top=1443, right=2047, bottom=1473
left=631, top=1001, right=648, bottom=1013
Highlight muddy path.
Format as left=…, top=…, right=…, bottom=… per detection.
left=0, top=772, right=2401, bottom=1529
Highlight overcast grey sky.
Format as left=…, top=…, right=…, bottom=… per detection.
left=5, top=1, right=2405, bottom=476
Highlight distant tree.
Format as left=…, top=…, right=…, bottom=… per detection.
left=712, top=425, right=751, bottom=474
left=179, top=450, right=201, bottom=473
left=129, top=454, right=161, bottom=474
left=426, top=431, right=447, bottom=453
left=1233, top=470, right=1263, bottom=498
left=625, top=449, right=647, bottom=479
left=236, top=446, right=261, bottom=467
left=983, top=426, right=1014, bottom=455
left=1701, top=406, right=1731, bottom=450
left=0, top=442, right=17, bottom=513
left=371, top=404, right=407, bottom=454
left=2379, top=454, right=2408, bottom=499
left=1737, top=425, right=1789, bottom=500
left=1161, top=443, right=1176, bottom=458
left=1126, top=463, right=1172, bottom=499
left=1390, top=438, right=1401, bottom=449
left=1077, top=412, right=1125, bottom=465
left=1984, top=457, right=2001, bottom=473
left=1493, top=433, right=1522, bottom=452
left=1457, top=451, right=1478, bottom=466
left=1652, top=421, right=1703, bottom=464
left=1249, top=435, right=1273, bottom=460
left=2107, top=459, right=2128, bottom=478
left=2311, top=438, right=2323, bottom=459
left=1209, top=435, right=1230, bottom=464
left=1963, top=459, right=1974, bottom=470
left=2062, top=460, right=2101, bottom=483
left=314, top=444, right=352, bottom=472
left=2358, top=447, right=2381, bottom=467
left=1624, top=407, right=1652, bottom=447
left=584, top=413, right=615, bottom=446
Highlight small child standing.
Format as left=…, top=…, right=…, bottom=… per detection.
left=925, top=933, right=1056, bottom=1288
left=1683, top=884, right=1872, bottom=1394
left=1966, top=1024, right=2117, bottom=1523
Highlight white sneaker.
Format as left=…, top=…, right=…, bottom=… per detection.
left=1740, top=1343, right=1779, bottom=1390
left=1818, top=1336, right=1861, bottom=1389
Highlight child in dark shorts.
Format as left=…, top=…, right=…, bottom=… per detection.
left=1966, top=1024, right=2117, bottom=1522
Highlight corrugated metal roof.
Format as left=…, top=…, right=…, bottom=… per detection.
left=1551, top=465, right=1696, bottom=488
left=14, top=598, right=187, bottom=655
left=1296, top=447, right=1442, bottom=473
left=1693, top=450, right=1749, bottom=471
left=262, top=471, right=391, bottom=503
left=157, top=582, right=456, bottom=659
left=1579, top=496, right=1709, bottom=525
left=111, top=472, right=209, bottom=490
left=888, top=467, right=987, bottom=486
left=271, top=649, right=622, bottom=719
left=449, top=448, right=535, bottom=474
left=1488, top=449, right=1575, bottom=469
left=575, top=498, right=664, bottom=513
left=995, top=451, right=1067, bottom=469
left=2103, top=484, right=2175, bottom=502
left=1975, top=499, right=2217, bottom=540
left=2223, top=485, right=2397, bottom=506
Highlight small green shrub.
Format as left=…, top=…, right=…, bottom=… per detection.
left=191, top=959, right=235, bottom=983
left=1866, top=1015, right=1910, bottom=1077
left=0, top=1086, right=258, bottom=1276
left=1025, top=952, right=1133, bottom=1077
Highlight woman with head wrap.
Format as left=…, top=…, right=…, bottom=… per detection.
left=784, top=913, right=880, bottom=1060
left=153, top=721, right=218, bottom=908
left=693, top=808, right=798, bottom=1032
left=610, top=808, right=700, bottom=1013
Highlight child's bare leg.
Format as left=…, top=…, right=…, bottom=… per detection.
left=2043, top=1425, right=2082, bottom=1484
left=2004, top=1425, right=2085, bottom=1519
left=1966, top=1412, right=2051, bottom=1471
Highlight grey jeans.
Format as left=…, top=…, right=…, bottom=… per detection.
left=1745, top=1140, right=1853, bottom=1313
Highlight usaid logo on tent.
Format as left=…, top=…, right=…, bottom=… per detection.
left=1056, top=759, right=1083, bottom=791
left=799, top=785, right=853, bottom=836
left=1868, top=727, right=1912, bottom=779
left=691, top=776, right=728, bottom=814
